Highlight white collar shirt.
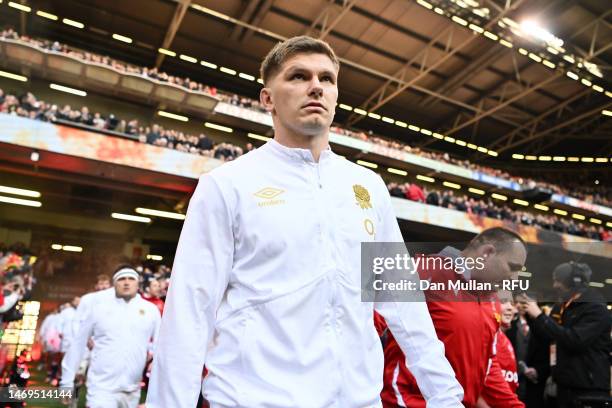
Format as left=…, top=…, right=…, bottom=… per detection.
left=147, top=140, right=463, bottom=408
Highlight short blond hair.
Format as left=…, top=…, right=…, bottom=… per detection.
left=260, top=36, right=339, bottom=85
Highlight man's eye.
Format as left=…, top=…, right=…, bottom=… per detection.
left=321, top=76, right=334, bottom=83
left=291, top=73, right=305, bottom=80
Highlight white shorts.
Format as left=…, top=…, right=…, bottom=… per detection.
left=86, top=389, right=140, bottom=408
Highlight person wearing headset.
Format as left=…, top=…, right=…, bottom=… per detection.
left=519, top=262, right=611, bottom=408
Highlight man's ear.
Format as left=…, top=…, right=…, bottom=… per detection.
left=260, top=87, right=274, bottom=113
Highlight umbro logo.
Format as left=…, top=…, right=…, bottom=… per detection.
left=254, top=187, right=285, bottom=207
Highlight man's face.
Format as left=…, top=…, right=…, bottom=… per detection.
left=261, top=53, right=338, bottom=137
left=147, top=280, right=161, bottom=298
left=95, top=279, right=111, bottom=291
left=114, top=276, right=139, bottom=299
left=474, top=242, right=527, bottom=285
left=553, top=279, right=572, bottom=298
left=500, top=301, right=516, bottom=327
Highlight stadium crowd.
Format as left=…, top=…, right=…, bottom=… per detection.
left=1, top=85, right=609, bottom=241
left=388, top=182, right=611, bottom=241
left=0, top=27, right=610, bottom=207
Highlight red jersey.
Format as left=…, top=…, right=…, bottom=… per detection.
left=376, top=252, right=523, bottom=408
left=495, top=331, right=519, bottom=393
left=143, top=295, right=165, bottom=315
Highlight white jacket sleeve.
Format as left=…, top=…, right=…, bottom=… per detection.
left=60, top=308, right=94, bottom=389
left=146, top=175, right=234, bottom=408
left=373, top=180, right=464, bottom=408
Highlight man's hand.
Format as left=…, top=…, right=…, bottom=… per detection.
left=516, top=294, right=542, bottom=318
left=87, top=338, right=94, bottom=350
left=524, top=367, right=538, bottom=383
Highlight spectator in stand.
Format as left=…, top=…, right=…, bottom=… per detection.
left=406, top=183, right=426, bottom=202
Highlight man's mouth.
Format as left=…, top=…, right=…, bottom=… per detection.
left=303, top=102, right=326, bottom=110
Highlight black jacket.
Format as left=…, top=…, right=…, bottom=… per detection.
left=529, top=288, right=611, bottom=392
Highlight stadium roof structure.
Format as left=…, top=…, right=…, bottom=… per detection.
left=2, top=0, right=611, bottom=177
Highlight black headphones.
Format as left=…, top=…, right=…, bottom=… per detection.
left=568, top=261, right=591, bottom=288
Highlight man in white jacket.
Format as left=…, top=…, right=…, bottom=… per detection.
left=147, top=35, right=463, bottom=408
left=61, top=265, right=161, bottom=408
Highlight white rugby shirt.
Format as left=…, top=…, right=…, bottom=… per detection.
left=147, top=139, right=463, bottom=408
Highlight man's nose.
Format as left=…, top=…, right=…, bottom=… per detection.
left=308, top=77, right=323, bottom=97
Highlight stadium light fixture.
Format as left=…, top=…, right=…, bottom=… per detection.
left=62, top=18, right=84, bottom=29
left=467, top=143, right=477, bottom=150
left=135, top=207, right=186, bottom=220
left=220, top=67, right=236, bottom=75
left=483, top=31, right=498, bottom=41
left=538, top=156, right=551, bottom=161
left=580, top=79, right=592, bottom=87
left=353, top=108, right=367, bottom=116
left=416, top=175, right=435, bottom=183
left=394, top=120, right=407, bottom=128
left=147, top=254, right=163, bottom=261
left=50, top=83, right=86, bottom=97
left=487, top=151, right=498, bottom=157
left=491, top=193, right=507, bottom=201
left=571, top=213, right=585, bottom=220
left=525, top=155, right=537, bottom=160
left=356, top=160, right=378, bottom=169
left=368, top=112, right=381, bottom=120
left=433, top=133, right=444, bottom=140
left=592, top=85, right=603, bottom=93
left=112, top=34, right=132, bottom=44
left=158, top=48, right=176, bottom=57
left=566, top=72, right=579, bottom=80
left=533, top=204, right=549, bottom=211
left=338, top=104, right=352, bottom=111
left=387, top=168, right=407, bottom=176
left=0, top=195, right=41, bottom=207
left=239, top=73, right=255, bottom=81
left=420, top=128, right=432, bottom=136
left=36, top=10, right=58, bottom=20
left=581, top=157, right=594, bottom=163
left=567, top=157, right=579, bottom=162
left=180, top=54, right=198, bottom=64
left=553, top=209, right=568, bottom=216
left=204, top=122, right=233, bottom=133
left=257, top=78, right=264, bottom=84
left=552, top=156, right=565, bottom=162
left=200, top=60, right=217, bottom=69
left=499, top=39, right=513, bottom=48
left=0, top=69, right=27, bottom=82
left=589, top=282, right=604, bottom=288
left=0, top=185, right=41, bottom=198
left=595, top=158, right=608, bottom=163
left=111, top=212, right=151, bottom=223
left=62, top=245, right=83, bottom=252
left=408, top=125, right=420, bottom=132
left=247, top=133, right=271, bottom=142
left=157, top=111, right=188, bottom=122
left=513, top=199, right=529, bottom=206
left=51, top=244, right=62, bottom=250
left=477, top=146, right=487, bottom=153
left=455, top=140, right=467, bottom=146
left=602, top=110, right=612, bottom=117
left=8, top=2, right=30, bottom=12
left=512, top=154, right=524, bottom=159
left=590, top=218, right=602, bottom=225
left=382, top=116, right=395, bottom=123
left=444, top=136, right=456, bottom=143
left=468, top=187, right=485, bottom=195
left=443, top=181, right=461, bottom=190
